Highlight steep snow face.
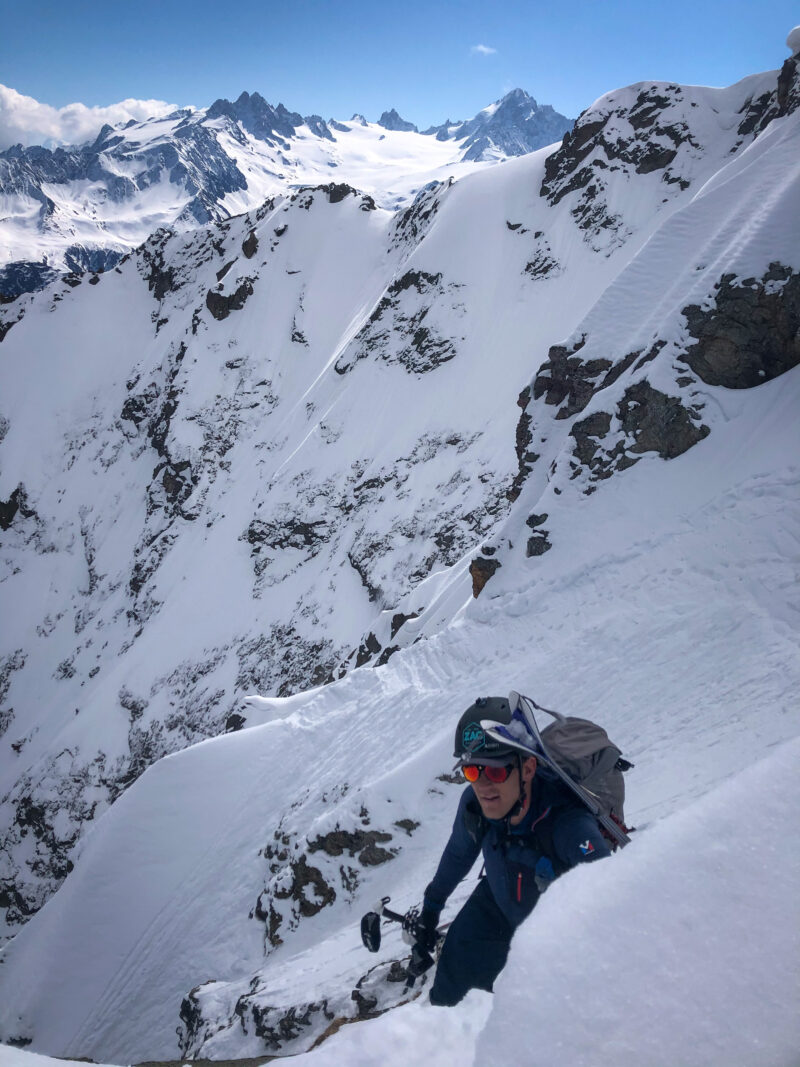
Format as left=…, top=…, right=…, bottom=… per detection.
left=0, top=357, right=797, bottom=1062
left=0, top=48, right=798, bottom=1040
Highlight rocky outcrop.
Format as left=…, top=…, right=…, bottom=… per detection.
left=205, top=278, right=255, bottom=320
left=254, top=809, right=402, bottom=953
left=736, top=54, right=799, bottom=143
left=178, top=955, right=424, bottom=1059
left=617, top=382, right=709, bottom=459
left=389, top=180, right=452, bottom=253
left=525, top=513, right=552, bottom=557
left=682, top=264, right=800, bottom=388
left=469, top=553, right=501, bottom=597
left=335, top=270, right=463, bottom=374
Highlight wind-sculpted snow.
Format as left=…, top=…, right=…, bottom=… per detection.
left=0, top=47, right=798, bottom=1045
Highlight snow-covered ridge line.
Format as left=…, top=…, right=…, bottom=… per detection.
left=0, top=87, right=572, bottom=299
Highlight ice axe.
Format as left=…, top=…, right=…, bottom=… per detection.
left=360, top=897, right=446, bottom=988
left=360, top=896, right=406, bottom=953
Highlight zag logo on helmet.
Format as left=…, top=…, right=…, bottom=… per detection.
left=462, top=722, right=485, bottom=751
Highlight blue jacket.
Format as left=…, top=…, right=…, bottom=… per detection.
left=423, top=770, right=611, bottom=928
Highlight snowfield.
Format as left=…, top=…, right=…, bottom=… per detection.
left=1, top=30, right=799, bottom=1067
left=1, top=362, right=798, bottom=1065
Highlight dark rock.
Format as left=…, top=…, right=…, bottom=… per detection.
left=508, top=385, right=537, bottom=501
left=244, top=516, right=328, bottom=552
left=355, top=632, right=381, bottom=668
left=533, top=338, right=611, bottom=418
left=393, top=819, right=419, bottom=835
left=375, top=645, right=399, bottom=666
left=205, top=278, right=255, bottom=320
left=526, top=531, right=552, bottom=557
left=242, top=230, right=259, bottom=258
left=140, top=231, right=177, bottom=301
left=525, top=512, right=548, bottom=528
left=389, top=181, right=449, bottom=251
left=0, top=651, right=25, bottom=738
left=308, top=827, right=396, bottom=866
left=737, top=55, right=799, bottom=139
left=469, top=556, right=501, bottom=598
left=270, top=854, right=336, bottom=918
left=120, top=382, right=160, bottom=427
left=118, top=686, right=148, bottom=723
left=618, top=381, right=709, bottom=459
left=682, top=265, right=800, bottom=388
left=0, top=485, right=35, bottom=531
left=390, top=611, right=419, bottom=638
left=570, top=411, right=612, bottom=464
left=336, top=269, right=459, bottom=375
left=249, top=998, right=334, bottom=1051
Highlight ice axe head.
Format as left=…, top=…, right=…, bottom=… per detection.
left=361, top=911, right=382, bottom=952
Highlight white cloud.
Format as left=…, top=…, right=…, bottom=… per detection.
left=0, top=85, right=178, bottom=151
left=470, top=44, right=498, bottom=57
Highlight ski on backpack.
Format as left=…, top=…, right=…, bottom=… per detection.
left=480, top=691, right=633, bottom=848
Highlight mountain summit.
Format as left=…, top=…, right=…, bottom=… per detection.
left=377, top=108, right=418, bottom=133
left=425, top=88, right=573, bottom=160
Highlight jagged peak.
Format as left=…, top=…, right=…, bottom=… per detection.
left=377, top=108, right=418, bottom=133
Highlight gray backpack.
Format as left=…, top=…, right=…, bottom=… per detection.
left=484, top=692, right=634, bottom=848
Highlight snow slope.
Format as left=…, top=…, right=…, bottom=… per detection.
left=0, top=36, right=798, bottom=1067
left=0, top=357, right=797, bottom=1062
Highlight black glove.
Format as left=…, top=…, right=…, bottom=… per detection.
left=401, top=905, right=440, bottom=952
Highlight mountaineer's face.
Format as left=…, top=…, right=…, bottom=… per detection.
left=469, top=763, right=520, bottom=820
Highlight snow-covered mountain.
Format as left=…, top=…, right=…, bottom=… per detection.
left=0, top=88, right=572, bottom=298
left=423, top=87, right=573, bottom=161
left=0, top=31, right=798, bottom=1066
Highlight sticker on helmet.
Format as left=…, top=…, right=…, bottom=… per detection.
left=462, top=722, right=485, bottom=751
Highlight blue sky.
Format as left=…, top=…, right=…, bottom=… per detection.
left=2, top=0, right=799, bottom=133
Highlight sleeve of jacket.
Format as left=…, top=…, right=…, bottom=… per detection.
left=422, top=787, right=483, bottom=917
left=550, top=805, right=612, bottom=869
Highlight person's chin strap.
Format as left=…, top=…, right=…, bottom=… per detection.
left=503, top=753, right=527, bottom=827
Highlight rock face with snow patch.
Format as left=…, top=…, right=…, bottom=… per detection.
left=682, top=264, right=800, bottom=387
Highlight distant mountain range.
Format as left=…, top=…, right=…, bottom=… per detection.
left=0, top=89, right=572, bottom=298
left=383, top=88, right=574, bottom=160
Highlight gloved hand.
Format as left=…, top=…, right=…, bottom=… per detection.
left=401, top=905, right=440, bottom=952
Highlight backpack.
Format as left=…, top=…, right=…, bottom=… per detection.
left=483, top=691, right=634, bottom=848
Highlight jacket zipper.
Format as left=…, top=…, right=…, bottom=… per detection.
left=517, top=871, right=522, bottom=902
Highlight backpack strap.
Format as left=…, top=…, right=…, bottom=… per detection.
left=463, top=797, right=488, bottom=845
